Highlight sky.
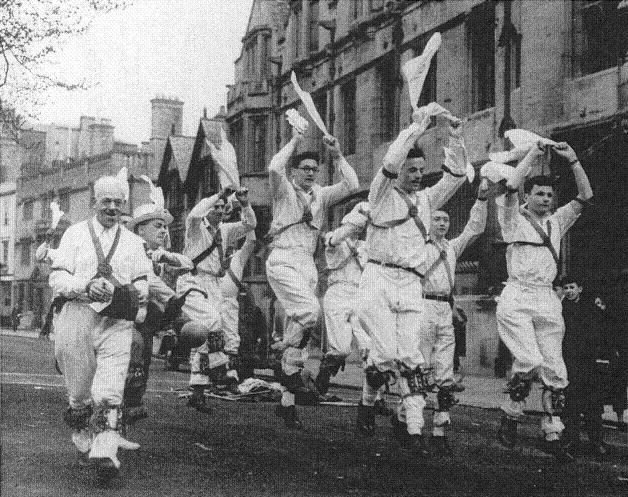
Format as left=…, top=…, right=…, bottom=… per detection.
left=35, top=0, right=255, bottom=145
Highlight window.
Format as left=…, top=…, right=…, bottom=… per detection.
left=352, top=0, right=364, bottom=19
left=41, top=193, right=52, bottom=219
left=369, top=0, right=384, bottom=11
left=469, top=2, right=496, bottom=112
left=510, top=33, right=521, bottom=90
left=573, top=0, right=628, bottom=76
left=23, top=200, right=33, bottom=221
left=341, top=79, right=356, bottom=155
left=312, top=90, right=327, bottom=127
left=59, top=191, right=70, bottom=216
left=3, top=202, right=8, bottom=225
left=309, top=0, right=319, bottom=53
left=250, top=117, right=267, bottom=173
left=378, top=56, right=397, bottom=143
left=20, top=241, right=31, bottom=266
left=260, top=35, right=270, bottom=80
left=246, top=39, right=256, bottom=80
left=229, top=120, right=244, bottom=173
left=414, top=39, right=437, bottom=107
left=2, top=240, right=8, bottom=263
left=294, top=2, right=302, bottom=59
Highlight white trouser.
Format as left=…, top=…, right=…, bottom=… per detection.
left=419, top=299, right=455, bottom=389
left=356, top=264, right=426, bottom=434
left=266, top=248, right=320, bottom=376
left=221, top=296, right=240, bottom=356
left=54, top=301, right=132, bottom=408
left=497, top=282, right=567, bottom=436
left=323, top=282, right=371, bottom=358
left=176, top=272, right=223, bottom=331
left=356, top=264, right=425, bottom=371
left=177, top=272, right=225, bottom=386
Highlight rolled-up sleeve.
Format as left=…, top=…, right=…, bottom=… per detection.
left=49, top=226, right=90, bottom=298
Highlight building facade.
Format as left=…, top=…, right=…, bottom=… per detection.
left=217, top=0, right=628, bottom=373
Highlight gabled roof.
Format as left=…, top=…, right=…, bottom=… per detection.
left=156, top=135, right=195, bottom=188
left=169, top=136, right=195, bottom=181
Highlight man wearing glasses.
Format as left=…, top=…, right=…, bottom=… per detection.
left=267, top=119, right=359, bottom=429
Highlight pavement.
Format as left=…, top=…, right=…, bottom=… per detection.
left=3, top=327, right=626, bottom=426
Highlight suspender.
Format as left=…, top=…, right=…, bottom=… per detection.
left=369, top=187, right=428, bottom=241
left=265, top=183, right=317, bottom=244
left=88, top=221, right=122, bottom=287
left=515, top=209, right=560, bottom=266
left=325, top=240, right=364, bottom=275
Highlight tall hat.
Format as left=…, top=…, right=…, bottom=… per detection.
left=128, top=175, right=174, bottom=230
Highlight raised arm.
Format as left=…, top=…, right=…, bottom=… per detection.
left=369, top=120, right=428, bottom=207
left=268, top=129, right=302, bottom=196
left=451, top=180, right=489, bottom=258
left=230, top=231, right=257, bottom=278
left=319, top=136, right=360, bottom=206
left=426, top=124, right=468, bottom=210
left=223, top=190, right=257, bottom=248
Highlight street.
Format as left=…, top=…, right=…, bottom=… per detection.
left=1, top=334, right=627, bottom=497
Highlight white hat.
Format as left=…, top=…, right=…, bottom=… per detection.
left=128, top=175, right=174, bottom=230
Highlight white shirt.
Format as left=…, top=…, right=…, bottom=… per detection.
left=325, top=239, right=366, bottom=287
left=367, top=124, right=466, bottom=269
left=422, top=199, right=487, bottom=295
left=183, top=197, right=256, bottom=275
left=497, top=194, right=580, bottom=286
left=268, top=141, right=359, bottom=254
left=50, top=217, right=152, bottom=299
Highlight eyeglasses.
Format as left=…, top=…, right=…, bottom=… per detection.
left=296, top=166, right=319, bottom=174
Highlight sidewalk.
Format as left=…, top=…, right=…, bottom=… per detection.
left=3, top=327, right=626, bottom=425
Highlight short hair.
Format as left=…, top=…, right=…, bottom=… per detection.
left=407, top=147, right=425, bottom=160
left=524, top=175, right=555, bottom=194
left=292, top=151, right=320, bottom=169
left=561, top=273, right=585, bottom=287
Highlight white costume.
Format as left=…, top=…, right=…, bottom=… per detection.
left=265, top=139, right=358, bottom=378
left=419, top=198, right=487, bottom=434
left=420, top=199, right=487, bottom=388
left=50, top=216, right=151, bottom=469
left=356, top=122, right=466, bottom=436
left=496, top=194, right=581, bottom=435
left=178, top=194, right=256, bottom=387
left=220, top=232, right=256, bottom=356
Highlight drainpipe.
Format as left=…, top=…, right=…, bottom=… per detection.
left=498, top=0, right=517, bottom=138
left=320, top=19, right=336, bottom=185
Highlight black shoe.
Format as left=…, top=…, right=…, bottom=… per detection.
left=391, top=414, right=410, bottom=446
left=123, top=405, right=148, bottom=425
left=498, top=415, right=518, bottom=447
left=450, top=382, right=465, bottom=393
left=617, top=421, right=627, bottom=433
left=356, top=402, right=376, bottom=436
left=540, top=439, right=575, bottom=463
left=275, top=404, right=303, bottom=429
left=314, top=369, right=332, bottom=396
left=409, top=434, right=430, bottom=457
left=374, top=398, right=394, bottom=417
left=431, top=436, right=453, bottom=457
left=187, top=388, right=212, bottom=413
left=282, top=372, right=310, bottom=395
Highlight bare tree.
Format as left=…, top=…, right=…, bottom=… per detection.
left=0, top=0, right=130, bottom=139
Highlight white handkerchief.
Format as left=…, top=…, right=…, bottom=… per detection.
left=290, top=72, right=328, bottom=135
left=402, top=33, right=441, bottom=113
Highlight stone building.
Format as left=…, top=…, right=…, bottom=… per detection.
left=217, top=0, right=628, bottom=373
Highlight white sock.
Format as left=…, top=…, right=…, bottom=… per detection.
left=281, top=391, right=295, bottom=407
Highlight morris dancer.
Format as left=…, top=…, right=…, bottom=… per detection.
left=266, top=113, right=358, bottom=429
left=50, top=171, right=152, bottom=476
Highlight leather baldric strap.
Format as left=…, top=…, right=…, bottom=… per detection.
left=424, top=241, right=455, bottom=299
left=367, top=258, right=425, bottom=279
left=369, top=187, right=428, bottom=241
left=516, top=209, right=560, bottom=266
left=226, top=266, right=247, bottom=294
left=264, top=183, right=317, bottom=244
left=88, top=221, right=122, bottom=287
left=191, top=226, right=225, bottom=275
left=325, top=240, right=364, bottom=274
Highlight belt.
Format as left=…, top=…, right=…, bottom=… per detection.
left=367, top=259, right=425, bottom=279
left=423, top=294, right=453, bottom=303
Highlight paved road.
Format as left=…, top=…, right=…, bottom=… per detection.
left=2, top=335, right=628, bottom=496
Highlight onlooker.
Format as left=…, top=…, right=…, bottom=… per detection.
left=561, top=274, right=612, bottom=458
left=602, top=270, right=628, bottom=431
left=452, top=307, right=467, bottom=392
left=11, top=305, right=21, bottom=332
